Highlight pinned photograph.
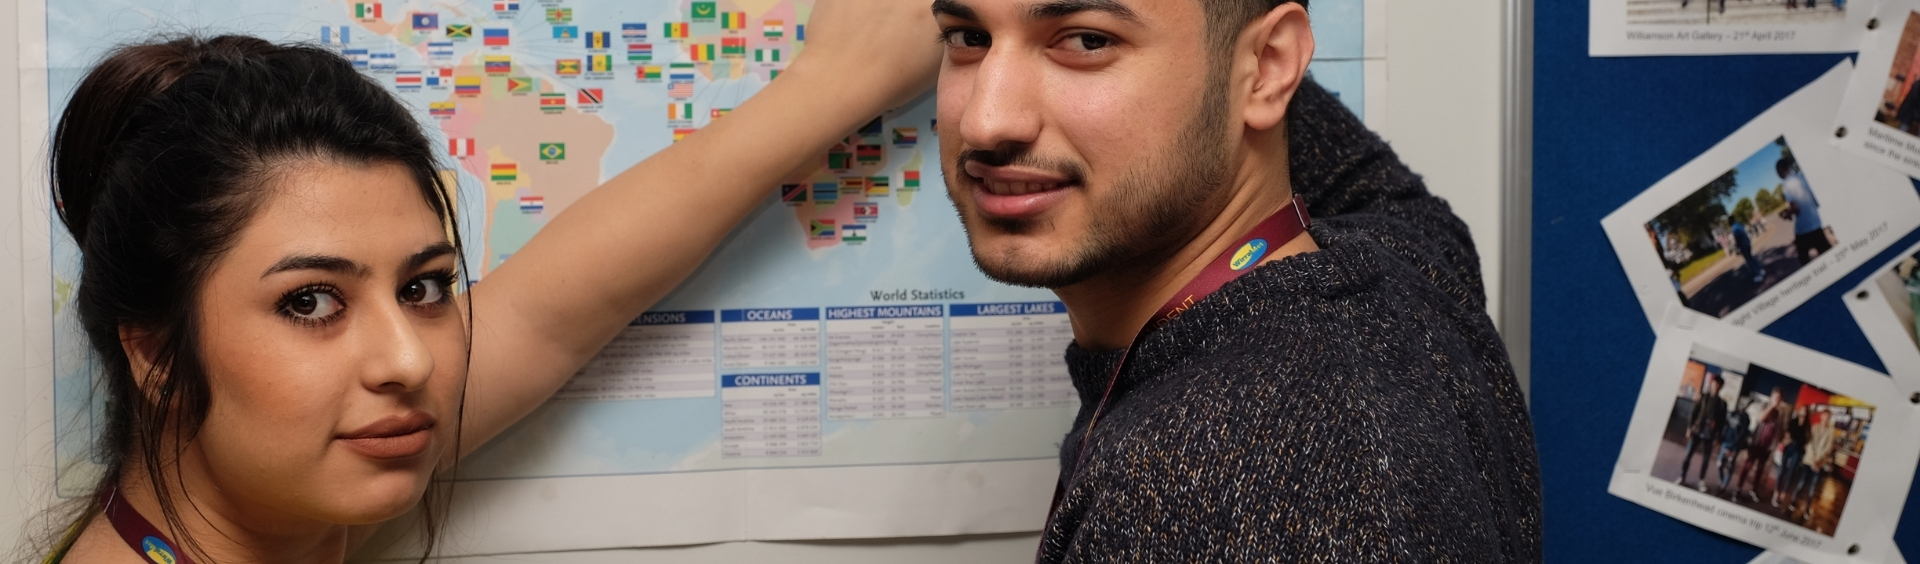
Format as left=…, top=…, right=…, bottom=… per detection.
left=1611, top=311, right=1920, bottom=563
left=1604, top=62, right=1920, bottom=329
left=1648, top=349, right=1873, bottom=537
left=1590, top=0, right=1874, bottom=56
left=1644, top=138, right=1836, bottom=319
left=1836, top=0, right=1920, bottom=180
left=1844, top=241, right=1920, bottom=394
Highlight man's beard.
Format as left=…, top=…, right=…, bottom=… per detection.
left=947, top=78, right=1236, bottom=289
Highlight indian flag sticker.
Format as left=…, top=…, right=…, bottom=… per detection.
left=1229, top=239, right=1268, bottom=271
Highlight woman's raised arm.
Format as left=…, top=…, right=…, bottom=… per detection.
left=459, top=0, right=942, bottom=452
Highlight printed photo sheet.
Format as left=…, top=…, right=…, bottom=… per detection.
left=1611, top=307, right=1920, bottom=564
left=1603, top=61, right=1920, bottom=330
left=1591, top=0, right=1878, bottom=56
left=1835, top=0, right=1920, bottom=179
left=1843, top=240, right=1920, bottom=395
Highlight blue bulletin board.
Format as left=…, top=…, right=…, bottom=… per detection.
left=1532, top=3, right=1920, bottom=562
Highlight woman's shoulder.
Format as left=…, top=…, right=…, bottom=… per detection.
left=52, top=516, right=152, bottom=564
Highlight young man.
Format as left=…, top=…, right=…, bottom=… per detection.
left=1777, top=158, right=1829, bottom=265
left=1679, top=375, right=1726, bottom=491
left=931, top=0, right=1541, bottom=560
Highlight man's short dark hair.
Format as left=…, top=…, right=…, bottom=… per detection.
left=1201, top=0, right=1306, bottom=54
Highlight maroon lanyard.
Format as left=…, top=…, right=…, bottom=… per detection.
left=1039, top=195, right=1311, bottom=550
left=104, top=487, right=197, bottom=564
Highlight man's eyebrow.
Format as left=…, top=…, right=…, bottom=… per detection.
left=1028, top=0, right=1139, bottom=23
left=931, top=0, right=978, bottom=21
left=262, top=254, right=372, bottom=280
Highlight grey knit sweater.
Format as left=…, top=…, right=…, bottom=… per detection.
left=1038, top=80, right=1543, bottom=563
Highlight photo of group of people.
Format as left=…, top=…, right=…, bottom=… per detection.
left=1645, top=137, right=1835, bottom=318
left=1866, top=248, right=1920, bottom=353
left=1650, top=354, right=1875, bottom=536
left=1626, top=0, right=1846, bottom=26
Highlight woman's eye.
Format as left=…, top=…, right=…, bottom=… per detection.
left=400, top=277, right=447, bottom=305
left=944, top=29, right=989, bottom=49
left=282, top=289, right=343, bottom=321
left=1061, top=33, right=1110, bottom=52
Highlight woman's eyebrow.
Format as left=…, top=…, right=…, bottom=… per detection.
left=262, top=254, right=370, bottom=280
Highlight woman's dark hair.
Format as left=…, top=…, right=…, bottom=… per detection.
left=44, top=34, right=464, bottom=561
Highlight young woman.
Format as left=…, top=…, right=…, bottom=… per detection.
left=37, top=0, right=939, bottom=560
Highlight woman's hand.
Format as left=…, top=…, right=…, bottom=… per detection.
left=788, top=0, right=942, bottom=111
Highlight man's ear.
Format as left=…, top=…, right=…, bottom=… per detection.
left=1240, top=3, right=1314, bottom=132
left=119, top=324, right=170, bottom=404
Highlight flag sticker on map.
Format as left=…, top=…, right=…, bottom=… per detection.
left=519, top=195, right=545, bottom=213
left=629, top=43, right=653, bottom=61
left=669, top=102, right=693, bottom=121
left=691, top=1, right=716, bottom=21
left=539, top=143, right=567, bottom=161
left=577, top=88, right=604, bottom=106
left=557, top=59, right=582, bottom=76
left=781, top=184, right=807, bottom=204
left=547, top=7, right=572, bottom=23
left=554, top=25, right=580, bottom=40
left=540, top=92, right=566, bottom=112
left=320, top=25, right=349, bottom=45
left=764, top=20, right=783, bottom=39
left=455, top=76, right=481, bottom=96
left=430, top=101, right=457, bottom=117
left=721, top=11, right=746, bottom=29
left=353, top=2, right=382, bottom=20
left=491, top=162, right=518, bottom=182
left=624, top=23, right=647, bottom=41
left=446, top=24, right=472, bottom=39
left=893, top=128, right=917, bottom=146
left=484, top=27, right=509, bottom=46
left=411, top=12, right=437, bottom=30
left=449, top=137, right=475, bottom=157
left=841, top=223, right=867, bottom=243
left=587, top=31, right=611, bottom=50
left=809, top=219, right=836, bottom=239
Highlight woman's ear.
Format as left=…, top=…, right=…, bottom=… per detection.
left=119, top=324, right=170, bottom=404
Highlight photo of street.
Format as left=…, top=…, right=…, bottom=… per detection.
left=1627, top=0, right=1847, bottom=26
left=1650, top=355, right=1874, bottom=537
left=1645, top=137, right=1835, bottom=318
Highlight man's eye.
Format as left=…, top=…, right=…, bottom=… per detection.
left=1060, top=33, right=1110, bottom=52
left=944, top=29, right=990, bottom=48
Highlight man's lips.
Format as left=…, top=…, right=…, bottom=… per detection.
left=962, top=161, right=1075, bottom=218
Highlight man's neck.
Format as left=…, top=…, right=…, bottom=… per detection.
left=1055, top=168, right=1316, bottom=351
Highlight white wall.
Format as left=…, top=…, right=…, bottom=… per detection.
left=1377, top=0, right=1510, bottom=326
left=0, top=0, right=1513, bottom=561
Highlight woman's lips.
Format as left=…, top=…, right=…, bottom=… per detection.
left=338, top=411, right=436, bottom=460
